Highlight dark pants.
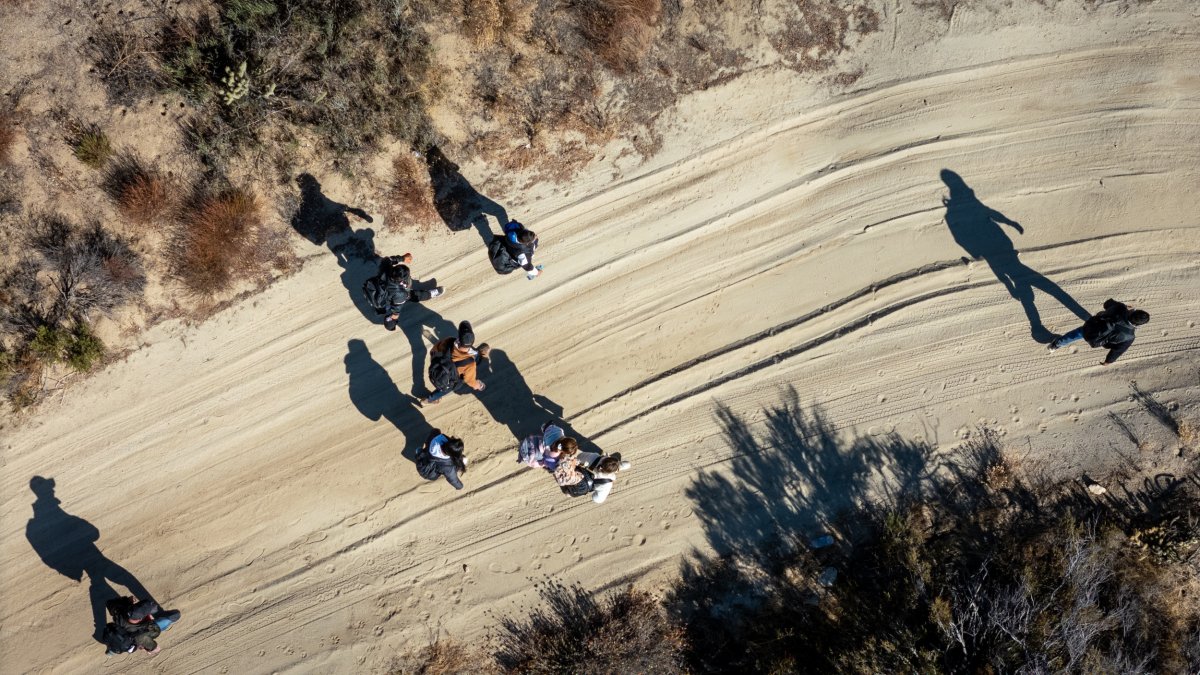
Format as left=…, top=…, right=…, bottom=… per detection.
left=383, top=287, right=437, bottom=331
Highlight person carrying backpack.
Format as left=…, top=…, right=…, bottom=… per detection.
left=555, top=451, right=630, bottom=503
left=415, top=429, right=468, bottom=490
left=1048, top=299, right=1149, bottom=365
left=422, top=321, right=489, bottom=405
left=488, top=220, right=543, bottom=280
left=102, top=596, right=181, bottom=656
left=517, top=424, right=578, bottom=472
left=362, top=253, right=444, bottom=331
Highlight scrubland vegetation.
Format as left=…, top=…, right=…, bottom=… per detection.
left=393, top=401, right=1200, bottom=674
left=1, top=0, right=885, bottom=412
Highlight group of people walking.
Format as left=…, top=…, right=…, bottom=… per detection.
left=91, top=169, right=1154, bottom=660
left=360, top=219, right=632, bottom=501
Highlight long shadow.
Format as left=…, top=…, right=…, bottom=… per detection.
left=476, top=349, right=603, bottom=456
left=399, top=302, right=457, bottom=398
left=291, top=173, right=383, bottom=325
left=940, top=169, right=1090, bottom=343
left=426, top=146, right=508, bottom=244
left=25, top=476, right=155, bottom=642
left=345, top=339, right=433, bottom=464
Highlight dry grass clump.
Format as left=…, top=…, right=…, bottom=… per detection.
left=388, top=637, right=483, bottom=675
left=387, top=152, right=440, bottom=230
left=463, top=0, right=504, bottom=47
left=174, top=188, right=265, bottom=294
left=492, top=582, right=686, bottom=673
left=769, top=0, right=881, bottom=73
left=103, top=153, right=176, bottom=226
left=89, top=23, right=160, bottom=105
left=0, top=112, right=15, bottom=164
left=572, top=0, right=662, bottom=73
left=72, top=126, right=113, bottom=169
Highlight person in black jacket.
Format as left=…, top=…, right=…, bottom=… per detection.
left=415, top=429, right=468, bottom=490
left=1048, top=299, right=1149, bottom=364
left=363, top=253, right=444, bottom=331
left=491, top=220, right=543, bottom=280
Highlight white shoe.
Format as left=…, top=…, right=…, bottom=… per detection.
left=619, top=461, right=632, bottom=471
left=430, top=286, right=444, bottom=298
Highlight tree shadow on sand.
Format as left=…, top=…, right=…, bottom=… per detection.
left=25, top=476, right=156, bottom=642
left=940, top=169, right=1090, bottom=343
left=345, top=339, right=433, bottom=463
left=426, top=146, right=508, bottom=245
left=683, top=386, right=936, bottom=559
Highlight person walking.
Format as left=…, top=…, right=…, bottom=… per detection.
left=488, top=220, right=543, bottom=280
left=422, top=321, right=490, bottom=405
left=1048, top=299, right=1149, bottom=365
left=517, top=424, right=578, bottom=472
left=555, top=451, right=631, bottom=503
left=362, top=253, right=444, bottom=331
left=415, top=429, right=468, bottom=490
left=102, top=597, right=181, bottom=657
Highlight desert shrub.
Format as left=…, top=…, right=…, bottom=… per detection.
left=173, top=188, right=265, bottom=294
left=73, top=126, right=113, bottom=169
left=27, top=215, right=147, bottom=323
left=159, top=0, right=442, bottom=168
left=0, top=348, right=43, bottom=410
left=89, top=24, right=160, bottom=104
left=1, top=215, right=146, bottom=336
left=570, top=0, right=662, bottom=73
left=27, top=323, right=104, bottom=371
left=64, top=323, right=104, bottom=371
left=0, top=112, right=15, bottom=164
left=769, top=0, right=881, bottom=73
left=103, top=153, right=176, bottom=225
left=670, top=417, right=1200, bottom=674
left=387, top=151, right=440, bottom=229
left=492, top=582, right=686, bottom=673
left=28, top=324, right=71, bottom=363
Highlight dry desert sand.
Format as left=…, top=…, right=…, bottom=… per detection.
left=3, top=1, right=1200, bottom=673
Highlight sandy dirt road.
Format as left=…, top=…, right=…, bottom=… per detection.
left=2, top=2, right=1199, bottom=673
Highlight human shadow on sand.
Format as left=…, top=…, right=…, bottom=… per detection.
left=426, top=146, right=508, bottom=244
left=476, top=349, right=603, bottom=456
left=345, top=339, right=434, bottom=463
left=291, top=173, right=385, bottom=325
left=940, top=169, right=1090, bottom=343
left=25, top=476, right=156, bottom=642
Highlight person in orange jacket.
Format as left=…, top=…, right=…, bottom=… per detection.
left=422, top=320, right=490, bottom=405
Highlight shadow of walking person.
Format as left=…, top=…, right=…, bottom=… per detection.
left=940, top=169, right=1090, bottom=343
left=25, top=476, right=156, bottom=643
left=345, top=339, right=434, bottom=464
left=476, top=349, right=603, bottom=456
left=425, top=146, right=508, bottom=244
left=291, top=173, right=384, bottom=325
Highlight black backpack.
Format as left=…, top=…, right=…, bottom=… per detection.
left=102, top=623, right=136, bottom=654
left=488, top=237, right=520, bottom=274
left=428, top=346, right=464, bottom=392
left=362, top=275, right=391, bottom=313
left=560, top=466, right=612, bottom=498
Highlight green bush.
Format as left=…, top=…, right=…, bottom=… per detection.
left=65, top=324, right=104, bottom=372
left=73, top=127, right=113, bottom=169
left=159, top=0, right=441, bottom=168
left=28, top=325, right=70, bottom=362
